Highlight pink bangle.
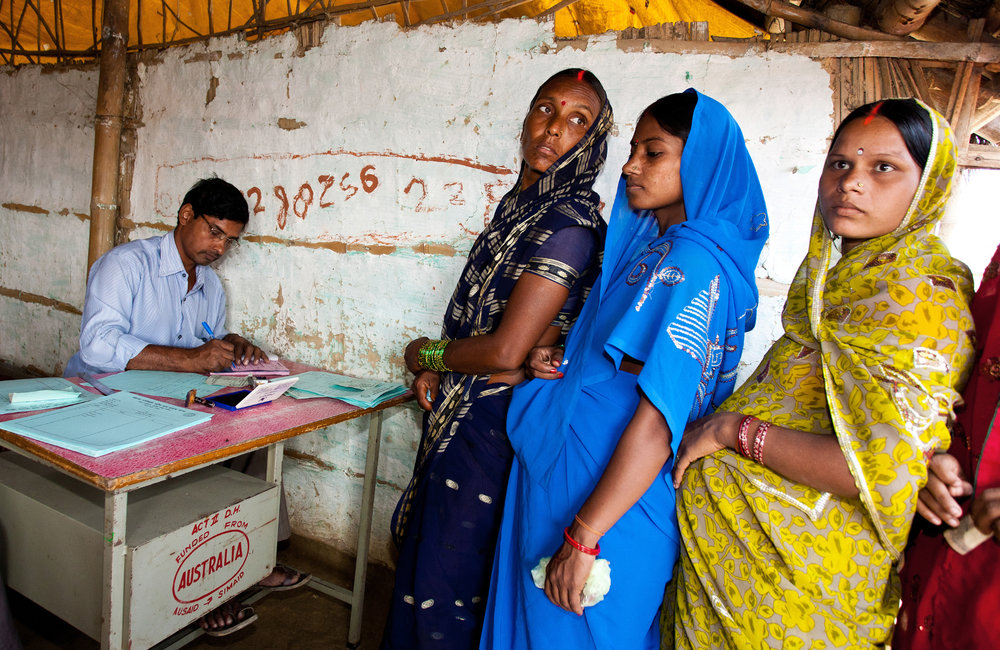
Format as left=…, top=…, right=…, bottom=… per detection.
left=563, top=527, right=600, bottom=556
left=753, top=421, right=771, bottom=464
left=737, top=416, right=757, bottom=458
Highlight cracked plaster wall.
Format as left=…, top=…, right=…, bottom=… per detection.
left=3, top=20, right=833, bottom=566
left=0, top=65, right=97, bottom=377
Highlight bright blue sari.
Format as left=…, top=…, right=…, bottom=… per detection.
left=480, top=90, right=770, bottom=650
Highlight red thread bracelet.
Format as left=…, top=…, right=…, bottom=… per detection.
left=563, top=527, right=600, bottom=556
left=753, top=421, right=771, bottom=464
left=737, top=415, right=757, bottom=458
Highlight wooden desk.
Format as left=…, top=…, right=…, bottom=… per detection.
left=0, top=362, right=411, bottom=650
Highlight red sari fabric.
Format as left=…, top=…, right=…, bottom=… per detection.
left=895, top=244, right=1000, bottom=649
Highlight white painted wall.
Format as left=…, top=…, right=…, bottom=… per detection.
left=1, top=20, right=835, bottom=565
left=0, top=65, right=97, bottom=377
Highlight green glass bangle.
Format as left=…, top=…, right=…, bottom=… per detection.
left=418, top=339, right=451, bottom=373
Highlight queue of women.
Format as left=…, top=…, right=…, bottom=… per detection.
left=381, top=67, right=1000, bottom=650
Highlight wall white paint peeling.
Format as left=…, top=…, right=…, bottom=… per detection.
left=0, top=65, right=97, bottom=375
left=2, top=20, right=834, bottom=565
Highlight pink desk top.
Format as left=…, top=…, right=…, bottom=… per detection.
left=0, top=361, right=412, bottom=491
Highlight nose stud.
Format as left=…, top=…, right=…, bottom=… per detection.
left=858, top=182, right=864, bottom=188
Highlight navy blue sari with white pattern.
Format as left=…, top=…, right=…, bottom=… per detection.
left=382, top=75, right=613, bottom=650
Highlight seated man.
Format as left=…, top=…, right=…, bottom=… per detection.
left=65, top=177, right=307, bottom=635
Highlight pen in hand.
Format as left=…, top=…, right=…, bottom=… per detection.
left=202, top=320, right=238, bottom=369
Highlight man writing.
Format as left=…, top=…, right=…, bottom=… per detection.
left=65, top=177, right=307, bottom=636
left=66, top=177, right=264, bottom=376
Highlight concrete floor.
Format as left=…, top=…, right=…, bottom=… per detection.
left=8, top=535, right=395, bottom=650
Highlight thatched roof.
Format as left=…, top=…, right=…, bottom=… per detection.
left=0, top=0, right=761, bottom=62
left=3, top=0, right=995, bottom=65
left=2, top=0, right=998, bottom=147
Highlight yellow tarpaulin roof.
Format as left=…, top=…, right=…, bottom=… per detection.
left=0, top=0, right=759, bottom=61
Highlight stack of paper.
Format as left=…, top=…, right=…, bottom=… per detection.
left=1, top=391, right=212, bottom=457
left=211, top=360, right=290, bottom=377
left=99, top=370, right=218, bottom=399
left=285, top=372, right=407, bottom=408
left=1, top=378, right=101, bottom=414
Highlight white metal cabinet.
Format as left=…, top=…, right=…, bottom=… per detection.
left=0, top=453, right=277, bottom=650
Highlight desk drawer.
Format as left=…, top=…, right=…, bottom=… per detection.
left=0, top=454, right=278, bottom=648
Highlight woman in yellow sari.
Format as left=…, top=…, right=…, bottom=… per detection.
left=667, top=99, right=975, bottom=649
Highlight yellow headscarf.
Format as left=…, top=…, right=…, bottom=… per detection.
left=724, top=100, right=975, bottom=559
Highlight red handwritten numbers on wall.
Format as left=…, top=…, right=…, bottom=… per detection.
left=246, top=187, right=265, bottom=215
left=403, top=178, right=428, bottom=212
left=361, top=165, right=378, bottom=193
left=246, top=166, right=377, bottom=230
left=318, top=175, right=336, bottom=208
left=245, top=165, right=503, bottom=231
left=274, top=186, right=289, bottom=229
left=293, top=183, right=313, bottom=220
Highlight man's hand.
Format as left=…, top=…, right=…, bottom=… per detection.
left=223, top=334, right=268, bottom=365
left=188, top=339, right=238, bottom=373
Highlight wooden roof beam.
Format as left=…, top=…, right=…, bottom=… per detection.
left=874, top=0, right=943, bottom=36
left=732, top=0, right=904, bottom=41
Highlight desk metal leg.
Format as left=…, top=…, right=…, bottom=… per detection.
left=266, top=441, right=285, bottom=554
left=347, top=410, right=383, bottom=648
left=101, top=491, right=128, bottom=650
left=266, top=440, right=285, bottom=486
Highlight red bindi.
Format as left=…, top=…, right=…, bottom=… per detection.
left=561, top=100, right=566, bottom=105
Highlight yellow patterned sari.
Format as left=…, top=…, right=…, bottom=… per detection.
left=669, top=103, right=975, bottom=649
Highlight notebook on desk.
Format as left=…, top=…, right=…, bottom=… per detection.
left=210, top=359, right=290, bottom=377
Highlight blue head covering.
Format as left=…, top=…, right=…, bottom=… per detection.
left=507, top=89, right=769, bottom=486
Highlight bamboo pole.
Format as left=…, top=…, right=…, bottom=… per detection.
left=476, top=0, right=537, bottom=20
left=87, top=0, right=130, bottom=275
left=535, top=0, right=580, bottom=19
left=163, top=1, right=203, bottom=36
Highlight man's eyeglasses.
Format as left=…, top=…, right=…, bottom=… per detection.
left=196, top=214, right=241, bottom=249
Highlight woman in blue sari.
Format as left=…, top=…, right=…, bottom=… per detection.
left=480, top=90, right=769, bottom=649
left=382, top=69, right=614, bottom=650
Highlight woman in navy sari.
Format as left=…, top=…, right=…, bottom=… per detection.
left=480, top=90, right=769, bottom=649
left=382, top=69, right=614, bottom=650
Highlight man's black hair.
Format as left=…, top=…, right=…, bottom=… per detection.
left=181, top=177, right=249, bottom=225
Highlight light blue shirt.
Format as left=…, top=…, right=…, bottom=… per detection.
left=65, top=231, right=230, bottom=377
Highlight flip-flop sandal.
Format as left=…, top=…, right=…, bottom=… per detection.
left=202, top=602, right=258, bottom=637
left=260, top=563, right=312, bottom=592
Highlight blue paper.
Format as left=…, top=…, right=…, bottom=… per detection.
left=0, top=378, right=101, bottom=413
left=1, top=391, right=213, bottom=457
left=285, top=371, right=407, bottom=408
left=100, top=370, right=218, bottom=399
